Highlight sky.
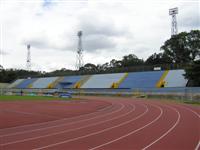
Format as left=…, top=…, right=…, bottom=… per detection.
left=0, top=0, right=199, bottom=72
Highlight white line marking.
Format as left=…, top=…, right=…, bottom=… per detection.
left=142, top=105, right=181, bottom=150
left=0, top=103, right=123, bottom=138
left=0, top=102, right=114, bottom=132
left=177, top=105, right=200, bottom=150
left=195, top=141, right=200, bottom=150
left=181, top=105, right=200, bottom=118
left=89, top=104, right=163, bottom=150
left=2, top=104, right=135, bottom=146
left=33, top=103, right=149, bottom=150
left=2, top=109, right=59, bottom=119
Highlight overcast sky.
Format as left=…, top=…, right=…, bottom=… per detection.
left=0, top=0, right=199, bottom=71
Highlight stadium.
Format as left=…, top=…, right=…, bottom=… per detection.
left=0, top=1, right=199, bottom=150
left=1, top=67, right=200, bottom=149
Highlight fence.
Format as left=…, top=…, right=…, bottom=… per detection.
left=2, top=87, right=200, bottom=102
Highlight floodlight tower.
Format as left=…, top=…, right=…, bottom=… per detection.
left=26, top=44, right=31, bottom=71
left=76, top=31, right=84, bottom=70
left=169, top=7, right=178, bottom=36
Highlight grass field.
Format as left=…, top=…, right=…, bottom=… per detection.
left=0, top=95, right=73, bottom=101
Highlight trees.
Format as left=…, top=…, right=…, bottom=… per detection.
left=80, top=63, right=98, bottom=73
left=0, top=65, right=3, bottom=70
left=185, top=60, right=200, bottom=86
left=161, top=30, right=200, bottom=63
left=161, top=30, right=200, bottom=86
left=121, top=54, right=144, bottom=67
left=0, top=68, right=44, bottom=83
left=0, top=66, right=5, bottom=82
left=145, top=53, right=172, bottom=65
left=109, top=59, right=122, bottom=68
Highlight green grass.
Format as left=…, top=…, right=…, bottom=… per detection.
left=182, top=100, right=200, bottom=105
left=0, top=95, right=73, bottom=101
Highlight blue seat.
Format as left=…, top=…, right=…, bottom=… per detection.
left=81, top=73, right=125, bottom=88
left=31, top=77, right=58, bottom=88
left=16, top=78, right=37, bottom=88
left=164, top=70, right=188, bottom=87
left=119, top=71, right=164, bottom=89
left=8, top=79, right=24, bottom=88
left=57, top=76, right=81, bottom=89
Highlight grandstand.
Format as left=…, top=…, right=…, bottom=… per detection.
left=81, top=73, right=125, bottom=88
left=8, top=69, right=188, bottom=89
left=8, top=79, right=24, bottom=88
left=56, top=75, right=82, bottom=89
left=16, top=78, right=37, bottom=88
left=164, top=70, right=188, bottom=87
left=119, top=71, right=164, bottom=89
left=30, top=77, right=58, bottom=88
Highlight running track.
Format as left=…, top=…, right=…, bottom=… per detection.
left=0, top=96, right=199, bottom=150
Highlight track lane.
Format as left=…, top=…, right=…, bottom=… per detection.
left=1, top=97, right=199, bottom=150
left=31, top=102, right=151, bottom=150
left=2, top=102, right=139, bottom=150
left=0, top=100, right=115, bottom=136
left=0, top=100, right=111, bottom=132
left=58, top=102, right=161, bottom=150
left=1, top=102, right=127, bottom=145
left=144, top=102, right=200, bottom=150
left=142, top=103, right=181, bottom=150
left=88, top=101, right=174, bottom=150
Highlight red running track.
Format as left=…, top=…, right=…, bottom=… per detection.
left=0, top=96, right=199, bottom=150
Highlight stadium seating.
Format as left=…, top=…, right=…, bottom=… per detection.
left=56, top=76, right=82, bottom=89
left=9, top=69, right=189, bottom=89
left=8, top=79, right=24, bottom=88
left=81, top=73, right=125, bottom=88
left=16, top=78, right=37, bottom=88
left=31, top=77, right=58, bottom=88
left=164, top=70, right=187, bottom=87
left=119, top=71, right=164, bottom=89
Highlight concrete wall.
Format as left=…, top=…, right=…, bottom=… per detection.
left=0, top=83, right=9, bottom=88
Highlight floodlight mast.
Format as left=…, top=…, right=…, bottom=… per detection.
left=76, top=31, right=84, bottom=70
left=26, top=44, right=31, bottom=71
left=169, top=7, right=178, bottom=36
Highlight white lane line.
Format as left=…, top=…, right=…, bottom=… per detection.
left=181, top=105, right=200, bottom=118
left=0, top=102, right=114, bottom=133
left=89, top=103, right=163, bottom=150
left=33, top=103, right=149, bottom=150
left=195, top=141, right=200, bottom=150
left=0, top=103, right=123, bottom=138
left=177, top=105, right=200, bottom=150
left=142, top=104, right=181, bottom=150
left=2, top=109, right=59, bottom=119
left=2, top=104, right=135, bottom=146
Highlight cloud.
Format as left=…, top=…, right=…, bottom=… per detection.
left=77, top=15, right=129, bottom=52
left=1, top=0, right=199, bottom=71
left=78, top=16, right=127, bottom=37
left=25, top=37, right=75, bottom=51
left=179, top=2, right=200, bottom=28
left=84, top=35, right=116, bottom=52
left=43, top=0, right=53, bottom=7
left=20, top=6, right=130, bottom=53
left=0, top=50, right=9, bottom=55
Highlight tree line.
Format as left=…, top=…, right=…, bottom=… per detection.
left=0, top=30, right=199, bottom=86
